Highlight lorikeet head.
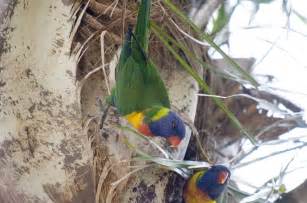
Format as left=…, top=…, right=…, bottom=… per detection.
left=197, top=165, right=230, bottom=200
left=147, top=111, right=185, bottom=147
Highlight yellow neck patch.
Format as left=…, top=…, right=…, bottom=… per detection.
left=125, top=112, right=144, bottom=129
left=151, top=107, right=170, bottom=121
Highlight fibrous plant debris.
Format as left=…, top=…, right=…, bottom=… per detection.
left=71, top=0, right=306, bottom=202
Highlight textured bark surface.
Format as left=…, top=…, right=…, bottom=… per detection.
left=0, top=0, right=93, bottom=202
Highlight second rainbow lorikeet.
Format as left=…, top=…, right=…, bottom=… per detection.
left=109, top=0, right=186, bottom=147
left=183, top=165, right=230, bottom=203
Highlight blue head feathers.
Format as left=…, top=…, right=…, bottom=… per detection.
left=148, top=111, right=186, bottom=146
left=197, top=165, right=230, bottom=200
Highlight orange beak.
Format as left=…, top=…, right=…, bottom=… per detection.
left=167, top=136, right=182, bottom=147
left=217, top=171, right=229, bottom=184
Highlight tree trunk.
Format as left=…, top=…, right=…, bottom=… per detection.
left=0, top=0, right=93, bottom=202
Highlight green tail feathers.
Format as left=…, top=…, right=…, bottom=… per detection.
left=133, top=0, right=151, bottom=53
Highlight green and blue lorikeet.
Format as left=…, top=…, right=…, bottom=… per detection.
left=183, top=165, right=230, bottom=203
left=110, top=0, right=186, bottom=146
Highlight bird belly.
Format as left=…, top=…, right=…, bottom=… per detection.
left=184, top=193, right=215, bottom=203
left=184, top=171, right=215, bottom=203
left=184, top=186, right=215, bottom=203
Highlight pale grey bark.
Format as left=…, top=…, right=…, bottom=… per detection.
left=0, top=0, right=93, bottom=202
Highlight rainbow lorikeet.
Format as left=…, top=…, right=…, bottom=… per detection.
left=110, top=0, right=185, bottom=146
left=183, top=165, right=230, bottom=203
